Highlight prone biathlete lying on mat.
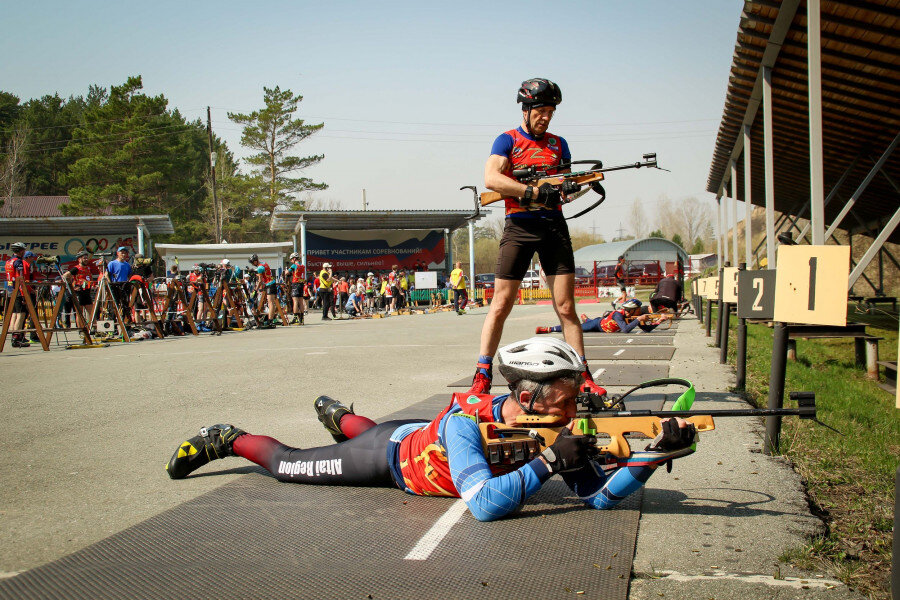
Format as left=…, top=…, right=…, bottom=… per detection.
left=535, top=299, right=671, bottom=335
left=165, top=337, right=696, bottom=522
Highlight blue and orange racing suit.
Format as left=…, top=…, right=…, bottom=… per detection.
left=232, top=392, right=680, bottom=521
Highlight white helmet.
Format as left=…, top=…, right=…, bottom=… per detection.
left=497, top=337, right=584, bottom=385
left=221, top=258, right=231, bottom=266
left=323, top=262, right=332, bottom=269
left=290, top=252, right=300, bottom=260
left=367, top=272, right=374, bottom=277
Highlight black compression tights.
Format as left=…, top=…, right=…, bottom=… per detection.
left=232, top=420, right=424, bottom=486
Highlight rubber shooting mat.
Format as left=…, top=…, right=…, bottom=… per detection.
left=0, top=397, right=642, bottom=600
left=448, top=363, right=669, bottom=388
left=583, top=346, right=675, bottom=361
left=578, top=336, right=673, bottom=346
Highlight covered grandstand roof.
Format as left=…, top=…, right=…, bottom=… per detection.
left=270, top=209, right=483, bottom=233
left=706, top=0, right=900, bottom=242
left=0, top=215, right=174, bottom=236
left=573, top=238, right=688, bottom=266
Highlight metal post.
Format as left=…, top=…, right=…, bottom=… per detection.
left=715, top=269, right=725, bottom=348
left=299, top=219, right=307, bottom=271
left=467, top=220, right=476, bottom=298
left=743, top=125, right=753, bottom=268
left=825, top=132, right=900, bottom=242
left=705, top=299, right=713, bottom=337
left=765, top=322, right=789, bottom=454
left=893, top=464, right=899, bottom=597
left=848, top=203, right=900, bottom=289
left=719, top=303, right=731, bottom=364
left=716, top=196, right=723, bottom=271
left=444, top=229, right=452, bottom=272
left=808, top=0, right=825, bottom=245
left=736, top=263, right=747, bottom=390
left=731, top=163, right=739, bottom=266
left=137, top=224, right=145, bottom=255
left=763, top=66, right=776, bottom=269
left=292, top=234, right=297, bottom=254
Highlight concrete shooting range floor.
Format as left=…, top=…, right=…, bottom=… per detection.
left=582, top=346, right=675, bottom=361
left=0, top=394, right=641, bottom=600
left=577, top=336, right=673, bottom=346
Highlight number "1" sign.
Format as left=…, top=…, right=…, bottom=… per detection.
left=773, top=246, right=849, bottom=326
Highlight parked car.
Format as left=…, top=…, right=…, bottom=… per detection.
left=521, top=269, right=542, bottom=289
left=474, top=273, right=495, bottom=289
left=574, top=267, right=592, bottom=287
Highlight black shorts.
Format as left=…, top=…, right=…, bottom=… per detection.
left=495, top=216, right=574, bottom=281
left=12, top=293, right=36, bottom=313
left=291, top=283, right=303, bottom=298
left=616, top=278, right=627, bottom=292
left=75, top=289, right=93, bottom=306
left=650, top=296, right=677, bottom=312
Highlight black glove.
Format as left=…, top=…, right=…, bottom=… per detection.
left=541, top=429, right=595, bottom=473
left=646, top=419, right=698, bottom=452
left=561, top=180, right=581, bottom=196
left=536, top=182, right=561, bottom=208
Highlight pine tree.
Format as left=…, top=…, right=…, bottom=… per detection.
left=63, top=76, right=206, bottom=216
left=228, top=86, right=326, bottom=214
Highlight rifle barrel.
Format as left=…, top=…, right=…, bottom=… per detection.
left=581, top=407, right=814, bottom=418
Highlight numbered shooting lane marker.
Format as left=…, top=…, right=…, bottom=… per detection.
left=737, top=270, right=776, bottom=320
left=697, top=277, right=708, bottom=297
left=773, top=245, right=850, bottom=326
left=721, top=267, right=739, bottom=304
left=706, top=275, right=720, bottom=301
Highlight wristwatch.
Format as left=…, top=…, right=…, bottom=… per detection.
left=522, top=185, right=535, bottom=207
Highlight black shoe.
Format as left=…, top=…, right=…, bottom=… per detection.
left=29, top=333, right=39, bottom=342
left=165, top=424, right=246, bottom=479
left=322, top=316, right=332, bottom=321
left=313, top=396, right=354, bottom=442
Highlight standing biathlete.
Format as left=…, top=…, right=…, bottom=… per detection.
left=165, top=337, right=698, bottom=521
left=449, top=261, right=467, bottom=314
left=61, top=249, right=96, bottom=328
left=470, top=78, right=605, bottom=399
left=286, top=253, right=306, bottom=325
left=318, top=263, right=334, bottom=321
left=249, top=254, right=278, bottom=324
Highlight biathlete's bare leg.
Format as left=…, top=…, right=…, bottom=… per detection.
left=546, top=273, right=584, bottom=358
left=469, top=277, right=522, bottom=393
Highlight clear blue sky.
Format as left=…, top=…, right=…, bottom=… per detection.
left=2, top=1, right=745, bottom=239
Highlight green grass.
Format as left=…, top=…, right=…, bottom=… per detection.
left=714, top=305, right=898, bottom=599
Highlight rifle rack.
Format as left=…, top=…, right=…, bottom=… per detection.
left=89, top=278, right=132, bottom=343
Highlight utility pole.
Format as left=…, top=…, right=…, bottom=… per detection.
left=590, top=221, right=602, bottom=240
left=207, top=107, right=220, bottom=243
left=616, top=222, right=627, bottom=240
left=362, top=188, right=367, bottom=210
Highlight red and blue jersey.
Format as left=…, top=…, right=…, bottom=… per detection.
left=490, top=126, right=571, bottom=218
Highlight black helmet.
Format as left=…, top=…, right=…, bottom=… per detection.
left=75, top=249, right=90, bottom=259
left=517, top=78, right=562, bottom=109
left=249, top=254, right=259, bottom=263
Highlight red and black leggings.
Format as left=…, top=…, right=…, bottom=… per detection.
left=232, top=417, right=423, bottom=487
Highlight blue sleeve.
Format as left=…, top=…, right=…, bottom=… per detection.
left=257, top=266, right=265, bottom=275
left=561, top=462, right=655, bottom=510
left=614, top=312, right=642, bottom=333
left=444, top=414, right=550, bottom=521
left=490, top=132, right=514, bottom=158
left=559, top=136, right=571, bottom=163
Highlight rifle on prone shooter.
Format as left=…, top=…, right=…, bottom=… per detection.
left=479, top=379, right=833, bottom=467
left=479, top=153, right=665, bottom=220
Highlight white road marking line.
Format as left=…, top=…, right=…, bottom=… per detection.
left=592, top=368, right=606, bottom=378
left=404, top=499, right=468, bottom=560
left=626, top=338, right=633, bottom=344
left=652, top=570, right=842, bottom=590
left=613, top=349, right=625, bottom=356
left=305, top=351, right=327, bottom=355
